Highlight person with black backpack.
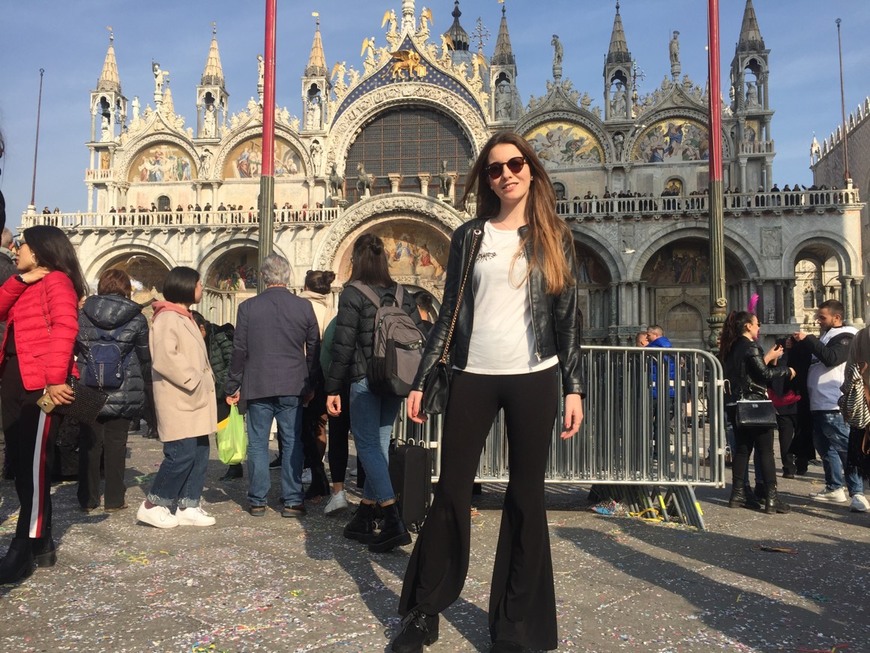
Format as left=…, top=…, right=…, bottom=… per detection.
left=76, top=269, right=150, bottom=512
left=325, top=234, right=424, bottom=553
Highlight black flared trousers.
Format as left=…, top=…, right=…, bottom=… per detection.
left=399, top=367, right=560, bottom=650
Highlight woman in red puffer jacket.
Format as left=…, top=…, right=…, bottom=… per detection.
left=0, top=225, right=87, bottom=585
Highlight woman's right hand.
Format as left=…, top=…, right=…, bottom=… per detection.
left=326, top=394, right=341, bottom=417
left=788, top=367, right=796, bottom=380
left=19, top=267, right=50, bottom=284
left=407, top=390, right=428, bottom=424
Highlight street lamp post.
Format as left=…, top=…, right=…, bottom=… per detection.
left=29, top=68, right=45, bottom=210
left=257, top=0, right=277, bottom=292
left=707, top=0, right=727, bottom=351
left=836, top=18, right=851, bottom=185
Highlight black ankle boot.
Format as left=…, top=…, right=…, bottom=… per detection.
left=728, top=486, right=761, bottom=509
left=220, top=464, right=243, bottom=482
left=343, top=502, right=376, bottom=543
left=31, top=534, right=57, bottom=568
left=764, top=486, right=790, bottom=514
left=368, top=502, right=412, bottom=553
left=391, top=609, right=439, bottom=653
left=0, top=537, right=35, bottom=584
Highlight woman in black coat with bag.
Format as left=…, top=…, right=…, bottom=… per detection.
left=76, top=269, right=150, bottom=512
left=720, top=310, right=794, bottom=514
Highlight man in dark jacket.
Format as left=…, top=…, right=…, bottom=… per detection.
left=647, top=325, right=674, bottom=457
left=226, top=254, right=321, bottom=518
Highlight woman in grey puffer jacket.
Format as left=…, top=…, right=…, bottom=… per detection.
left=76, top=269, right=150, bottom=512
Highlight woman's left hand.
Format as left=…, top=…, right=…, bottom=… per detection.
left=46, top=383, right=74, bottom=406
left=560, top=393, right=583, bottom=439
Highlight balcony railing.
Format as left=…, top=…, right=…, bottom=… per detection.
left=556, top=188, right=861, bottom=220
left=21, top=207, right=340, bottom=230
left=22, top=188, right=860, bottom=232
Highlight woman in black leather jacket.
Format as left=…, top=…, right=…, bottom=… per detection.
left=76, top=269, right=150, bottom=512
left=720, top=310, right=794, bottom=514
left=393, top=132, right=583, bottom=653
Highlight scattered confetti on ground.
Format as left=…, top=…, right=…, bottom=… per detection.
left=0, top=436, right=867, bottom=652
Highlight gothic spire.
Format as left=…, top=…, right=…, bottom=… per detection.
left=737, top=0, right=765, bottom=52
left=305, top=14, right=328, bottom=77
left=97, top=28, right=122, bottom=94
left=200, top=23, right=225, bottom=87
left=606, top=1, right=632, bottom=65
left=491, top=4, right=515, bottom=66
left=445, top=1, right=470, bottom=52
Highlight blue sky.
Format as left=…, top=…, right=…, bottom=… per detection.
left=1, top=0, right=869, bottom=229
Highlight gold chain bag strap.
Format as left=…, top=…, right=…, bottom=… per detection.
left=420, top=227, right=482, bottom=415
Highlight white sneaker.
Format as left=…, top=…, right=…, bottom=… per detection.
left=324, top=490, right=349, bottom=516
left=850, top=494, right=870, bottom=512
left=137, top=501, right=179, bottom=529
left=301, top=468, right=313, bottom=484
left=176, top=506, right=216, bottom=527
left=810, top=487, right=848, bottom=503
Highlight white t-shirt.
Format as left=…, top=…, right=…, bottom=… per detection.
left=462, top=221, right=558, bottom=375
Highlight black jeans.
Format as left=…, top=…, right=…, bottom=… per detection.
left=1, top=354, right=61, bottom=539
left=727, top=406, right=777, bottom=491
left=78, top=416, right=131, bottom=510
left=399, top=367, right=560, bottom=650
left=327, top=385, right=351, bottom=484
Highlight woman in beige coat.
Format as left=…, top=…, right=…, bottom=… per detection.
left=136, top=267, right=218, bottom=529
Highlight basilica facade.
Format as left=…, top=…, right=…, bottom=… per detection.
left=22, top=0, right=864, bottom=346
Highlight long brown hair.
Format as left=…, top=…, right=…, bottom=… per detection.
left=461, top=131, right=574, bottom=295
left=348, top=233, right=393, bottom=288
left=718, top=310, right=755, bottom=363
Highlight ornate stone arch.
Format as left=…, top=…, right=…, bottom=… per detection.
left=567, top=225, right=625, bottom=281
left=211, top=126, right=313, bottom=182
left=631, top=226, right=760, bottom=280
left=83, top=241, right=176, bottom=283
left=118, top=132, right=201, bottom=182
left=782, top=233, right=858, bottom=278
left=312, top=193, right=465, bottom=273
left=326, top=85, right=489, bottom=173
left=197, top=237, right=294, bottom=288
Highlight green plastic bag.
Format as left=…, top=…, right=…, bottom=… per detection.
left=217, top=405, right=247, bottom=465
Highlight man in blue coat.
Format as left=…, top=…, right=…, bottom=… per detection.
left=226, top=254, right=321, bottom=518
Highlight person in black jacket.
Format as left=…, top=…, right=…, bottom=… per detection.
left=720, top=310, right=794, bottom=515
left=393, top=132, right=584, bottom=653
left=192, top=312, right=238, bottom=481
left=325, top=234, right=422, bottom=553
left=76, top=269, right=150, bottom=512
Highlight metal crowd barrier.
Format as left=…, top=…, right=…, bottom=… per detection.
left=393, top=346, right=726, bottom=530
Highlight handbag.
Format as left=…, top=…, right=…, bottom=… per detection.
left=838, top=362, right=870, bottom=429
left=420, top=228, right=481, bottom=416
left=735, top=398, right=777, bottom=429
left=217, top=405, right=247, bottom=465
left=54, top=375, right=109, bottom=426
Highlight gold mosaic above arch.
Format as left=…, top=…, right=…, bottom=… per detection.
left=632, top=119, right=709, bottom=163
left=524, top=122, right=603, bottom=169
left=128, top=143, right=197, bottom=183
left=222, top=137, right=303, bottom=179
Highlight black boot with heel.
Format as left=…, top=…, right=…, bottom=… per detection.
left=764, top=486, right=790, bottom=514
left=343, top=502, right=377, bottom=543
left=0, top=537, right=36, bottom=584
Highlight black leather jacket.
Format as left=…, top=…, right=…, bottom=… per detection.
left=412, top=218, right=584, bottom=397
left=723, top=336, right=789, bottom=402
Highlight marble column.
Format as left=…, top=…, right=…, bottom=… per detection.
left=418, top=173, right=431, bottom=195
left=639, top=281, right=649, bottom=325
left=840, top=275, right=853, bottom=324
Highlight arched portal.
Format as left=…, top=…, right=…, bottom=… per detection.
left=203, top=246, right=260, bottom=325
left=642, top=237, right=747, bottom=347
left=575, top=241, right=612, bottom=343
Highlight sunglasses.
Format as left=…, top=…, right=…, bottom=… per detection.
left=484, top=156, right=526, bottom=180
left=12, top=236, right=25, bottom=248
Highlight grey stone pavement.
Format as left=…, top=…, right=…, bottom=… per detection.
left=0, top=434, right=868, bottom=653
